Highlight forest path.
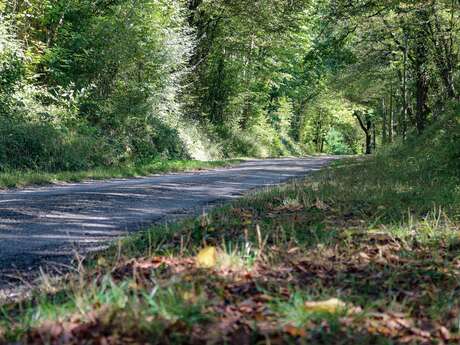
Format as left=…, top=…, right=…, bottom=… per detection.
left=0, top=157, right=337, bottom=287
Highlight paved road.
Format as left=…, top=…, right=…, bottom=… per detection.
left=0, top=157, right=336, bottom=286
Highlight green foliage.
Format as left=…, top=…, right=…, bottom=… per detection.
left=382, top=101, right=460, bottom=187
left=325, top=128, right=353, bottom=155
left=0, top=119, right=104, bottom=171
left=1, top=0, right=458, bottom=173
left=0, top=17, right=25, bottom=114
left=0, top=1, right=198, bottom=172
left=272, top=97, right=294, bottom=136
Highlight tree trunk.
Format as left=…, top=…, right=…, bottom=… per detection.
left=382, top=97, right=387, bottom=144
left=413, top=7, right=431, bottom=134
left=365, top=131, right=372, bottom=154
left=400, top=35, right=408, bottom=139
left=354, top=111, right=373, bottom=155
left=415, top=68, right=430, bottom=134
left=430, top=2, right=457, bottom=99
left=388, top=84, right=393, bottom=142
left=372, top=123, right=376, bottom=151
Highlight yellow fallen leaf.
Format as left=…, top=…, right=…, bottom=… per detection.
left=196, top=246, right=217, bottom=268
left=97, top=257, right=107, bottom=266
left=182, top=291, right=198, bottom=303
left=304, top=298, right=346, bottom=313
left=129, top=281, right=140, bottom=290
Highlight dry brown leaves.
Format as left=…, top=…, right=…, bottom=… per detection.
left=354, top=312, right=458, bottom=344
left=285, top=230, right=460, bottom=344
left=24, top=312, right=138, bottom=345
left=110, top=256, right=195, bottom=286
left=15, top=220, right=460, bottom=345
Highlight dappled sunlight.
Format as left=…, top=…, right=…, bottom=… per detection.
left=0, top=157, right=336, bottom=287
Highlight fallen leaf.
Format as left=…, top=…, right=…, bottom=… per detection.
left=438, top=326, right=450, bottom=340
left=97, top=257, right=107, bottom=266
left=271, top=200, right=304, bottom=213
left=357, top=252, right=371, bottom=263
left=196, top=246, right=217, bottom=268
left=288, top=247, right=300, bottom=254
left=284, top=324, right=307, bottom=337
left=314, top=198, right=329, bottom=210
left=304, top=298, right=347, bottom=314
left=134, top=258, right=164, bottom=270
left=368, top=232, right=396, bottom=244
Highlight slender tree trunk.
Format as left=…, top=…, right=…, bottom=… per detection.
left=412, top=7, right=432, bottom=134
left=389, top=109, right=394, bottom=142
left=415, top=66, right=430, bottom=134
left=430, top=2, right=457, bottom=99
left=401, top=35, right=408, bottom=139
left=382, top=97, right=387, bottom=144
left=372, top=123, right=376, bottom=151
left=292, top=98, right=306, bottom=142
left=316, top=117, right=323, bottom=152
left=389, top=85, right=393, bottom=143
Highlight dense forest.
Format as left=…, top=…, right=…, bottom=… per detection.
left=0, top=0, right=459, bottom=169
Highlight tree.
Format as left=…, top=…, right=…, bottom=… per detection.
left=353, top=110, right=375, bottom=154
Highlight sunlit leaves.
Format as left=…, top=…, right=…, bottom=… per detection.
left=195, top=246, right=218, bottom=268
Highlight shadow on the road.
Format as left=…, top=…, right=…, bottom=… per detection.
left=0, top=158, right=335, bottom=286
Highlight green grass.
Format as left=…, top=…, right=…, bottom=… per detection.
left=0, top=159, right=243, bottom=189
left=0, top=111, right=459, bottom=344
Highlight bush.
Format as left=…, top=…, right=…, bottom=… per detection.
left=0, top=118, right=109, bottom=172
left=325, top=128, right=354, bottom=155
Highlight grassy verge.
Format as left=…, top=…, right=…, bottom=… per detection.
left=0, top=115, right=459, bottom=344
left=0, top=159, right=243, bottom=189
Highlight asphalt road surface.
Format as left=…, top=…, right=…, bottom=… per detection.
left=0, top=157, right=336, bottom=287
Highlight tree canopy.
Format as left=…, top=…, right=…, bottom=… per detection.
left=0, top=0, right=458, bottom=170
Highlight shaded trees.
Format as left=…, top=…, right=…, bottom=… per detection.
left=325, top=0, right=459, bottom=141
left=0, top=0, right=194, bottom=170
left=0, top=0, right=457, bottom=168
